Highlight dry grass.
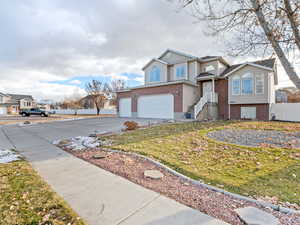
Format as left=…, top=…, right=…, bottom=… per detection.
left=0, top=160, right=87, bottom=225
left=102, top=121, right=300, bottom=205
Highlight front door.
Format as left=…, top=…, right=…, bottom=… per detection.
left=202, top=81, right=212, bottom=96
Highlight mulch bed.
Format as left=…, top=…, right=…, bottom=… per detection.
left=59, top=146, right=300, bottom=225
left=208, top=129, right=300, bottom=149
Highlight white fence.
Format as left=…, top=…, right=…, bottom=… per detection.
left=270, top=103, right=300, bottom=122
left=53, top=108, right=116, bottom=115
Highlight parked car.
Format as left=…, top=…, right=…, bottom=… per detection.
left=19, top=108, right=50, bottom=117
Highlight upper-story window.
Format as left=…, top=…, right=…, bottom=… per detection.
left=232, top=75, right=241, bottom=95
left=241, top=73, right=254, bottom=95
left=205, top=65, right=215, bottom=72
left=149, top=66, right=161, bottom=82
left=175, top=65, right=186, bottom=79
left=255, top=74, right=264, bottom=94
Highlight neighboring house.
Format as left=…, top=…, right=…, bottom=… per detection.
left=0, top=93, right=36, bottom=115
left=276, top=87, right=300, bottom=103
left=79, top=95, right=115, bottom=109
left=117, top=49, right=277, bottom=120
left=275, top=90, right=288, bottom=103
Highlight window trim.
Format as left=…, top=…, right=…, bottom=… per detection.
left=255, top=74, right=264, bottom=95
left=231, top=75, right=241, bottom=95
left=241, top=72, right=254, bottom=95
left=174, top=63, right=188, bottom=80
left=149, top=66, right=161, bottom=82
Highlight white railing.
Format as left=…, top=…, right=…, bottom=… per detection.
left=194, top=92, right=218, bottom=119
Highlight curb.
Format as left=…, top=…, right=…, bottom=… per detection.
left=101, top=147, right=299, bottom=215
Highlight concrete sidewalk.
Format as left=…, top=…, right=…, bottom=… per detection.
left=0, top=119, right=228, bottom=225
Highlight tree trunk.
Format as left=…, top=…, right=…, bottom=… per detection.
left=283, top=0, right=300, bottom=51
left=96, top=107, right=100, bottom=115
left=251, top=0, right=300, bottom=89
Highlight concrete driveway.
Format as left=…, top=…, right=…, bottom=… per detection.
left=0, top=117, right=228, bottom=225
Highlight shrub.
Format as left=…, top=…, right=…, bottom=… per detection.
left=124, top=121, right=139, bottom=131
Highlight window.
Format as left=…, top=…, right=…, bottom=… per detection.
left=149, top=66, right=161, bottom=82
left=175, top=65, right=186, bottom=79
left=241, top=107, right=256, bottom=119
left=255, top=74, right=264, bottom=94
left=241, top=73, right=253, bottom=95
left=205, top=65, right=215, bottom=72
left=232, top=75, right=240, bottom=95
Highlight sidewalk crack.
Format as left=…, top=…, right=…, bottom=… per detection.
left=116, top=194, right=161, bottom=225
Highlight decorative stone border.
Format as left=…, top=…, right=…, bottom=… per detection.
left=101, top=147, right=299, bottom=215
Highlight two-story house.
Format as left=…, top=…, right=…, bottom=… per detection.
left=0, top=92, right=36, bottom=115
left=117, top=49, right=277, bottom=120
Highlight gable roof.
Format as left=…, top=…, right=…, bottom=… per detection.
left=142, top=58, right=168, bottom=70
left=0, top=92, right=9, bottom=97
left=8, top=94, right=34, bottom=101
left=220, top=58, right=276, bottom=77
left=158, top=49, right=197, bottom=60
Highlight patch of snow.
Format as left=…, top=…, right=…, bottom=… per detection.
left=0, top=149, right=21, bottom=163
left=57, top=136, right=100, bottom=151
left=52, top=139, right=61, bottom=145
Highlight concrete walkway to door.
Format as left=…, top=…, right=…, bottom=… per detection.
left=0, top=118, right=228, bottom=225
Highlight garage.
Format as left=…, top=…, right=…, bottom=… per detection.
left=0, top=107, right=7, bottom=115
left=137, top=94, right=174, bottom=119
left=119, top=98, right=132, bottom=117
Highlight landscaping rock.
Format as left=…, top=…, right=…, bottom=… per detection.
left=235, top=207, right=279, bottom=225
left=208, top=129, right=300, bottom=148
left=144, top=170, right=164, bottom=179
left=92, top=153, right=106, bottom=159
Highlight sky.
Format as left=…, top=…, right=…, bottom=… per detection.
left=0, top=0, right=294, bottom=102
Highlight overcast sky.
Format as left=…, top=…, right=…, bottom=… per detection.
left=0, top=0, right=293, bottom=102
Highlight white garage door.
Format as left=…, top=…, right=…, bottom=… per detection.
left=119, top=98, right=132, bottom=117
left=138, top=94, right=174, bottom=119
left=0, top=107, right=7, bottom=115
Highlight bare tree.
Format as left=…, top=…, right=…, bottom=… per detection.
left=175, top=0, right=300, bottom=89
left=59, top=94, right=83, bottom=115
left=109, top=79, right=127, bottom=106
left=85, top=80, right=109, bottom=115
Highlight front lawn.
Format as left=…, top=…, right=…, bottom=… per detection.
left=102, top=121, right=300, bottom=206
left=0, top=160, right=86, bottom=225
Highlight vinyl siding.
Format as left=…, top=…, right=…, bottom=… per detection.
left=228, top=65, right=271, bottom=104
left=160, top=52, right=191, bottom=64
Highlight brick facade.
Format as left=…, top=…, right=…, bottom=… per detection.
left=230, top=104, right=269, bottom=120
left=117, top=83, right=184, bottom=113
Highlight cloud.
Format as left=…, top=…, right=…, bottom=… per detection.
left=69, top=80, right=81, bottom=85
left=0, top=0, right=295, bottom=102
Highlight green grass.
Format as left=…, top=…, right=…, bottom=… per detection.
left=0, top=160, right=87, bottom=225
left=102, top=121, right=300, bottom=205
